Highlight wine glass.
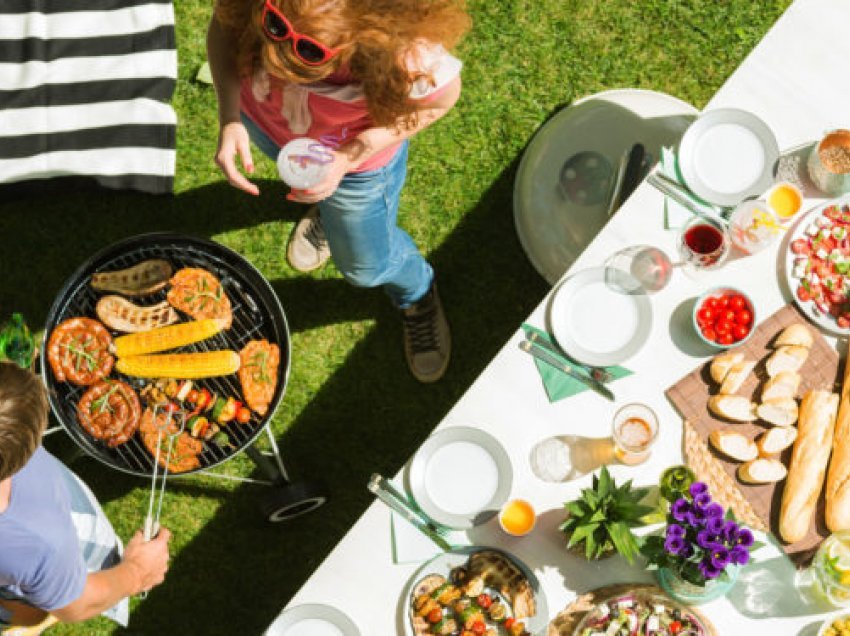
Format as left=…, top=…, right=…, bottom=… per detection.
left=678, top=215, right=730, bottom=271
left=604, top=245, right=675, bottom=294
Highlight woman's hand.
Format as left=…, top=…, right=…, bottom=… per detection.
left=215, top=121, right=259, bottom=196
left=286, top=150, right=353, bottom=204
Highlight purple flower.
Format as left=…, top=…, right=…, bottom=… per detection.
left=685, top=506, right=706, bottom=528
left=730, top=545, right=750, bottom=566
left=709, top=545, right=731, bottom=569
left=722, top=520, right=739, bottom=540
left=680, top=542, right=694, bottom=558
left=665, top=535, right=686, bottom=556
left=735, top=527, right=755, bottom=548
left=666, top=523, right=686, bottom=538
left=692, top=492, right=711, bottom=509
left=704, top=503, right=724, bottom=518
left=704, top=515, right=725, bottom=535
left=697, top=530, right=716, bottom=549
left=689, top=482, right=708, bottom=498
left=671, top=498, right=691, bottom=521
left=699, top=559, right=722, bottom=579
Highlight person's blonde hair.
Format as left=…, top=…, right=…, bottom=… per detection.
left=215, top=0, right=471, bottom=128
left=0, top=362, right=48, bottom=481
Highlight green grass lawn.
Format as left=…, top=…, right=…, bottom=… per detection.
left=0, top=1, right=790, bottom=633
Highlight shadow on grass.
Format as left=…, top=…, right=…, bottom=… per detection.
left=1, top=152, right=548, bottom=633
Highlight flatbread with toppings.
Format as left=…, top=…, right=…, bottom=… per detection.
left=238, top=340, right=280, bottom=416
left=47, top=317, right=114, bottom=386
left=166, top=268, right=232, bottom=329
left=139, top=407, right=203, bottom=473
left=77, top=380, right=141, bottom=447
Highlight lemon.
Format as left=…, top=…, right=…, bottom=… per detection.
left=828, top=537, right=850, bottom=575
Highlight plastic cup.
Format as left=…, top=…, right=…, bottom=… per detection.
left=277, top=138, right=332, bottom=189
left=498, top=499, right=536, bottom=536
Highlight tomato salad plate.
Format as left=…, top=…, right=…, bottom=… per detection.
left=785, top=194, right=850, bottom=335
left=402, top=546, right=548, bottom=636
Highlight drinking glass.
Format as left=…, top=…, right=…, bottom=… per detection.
left=612, top=403, right=659, bottom=466
left=797, top=531, right=850, bottom=608
left=604, top=245, right=674, bottom=294
left=728, top=200, right=782, bottom=255
left=678, top=215, right=730, bottom=271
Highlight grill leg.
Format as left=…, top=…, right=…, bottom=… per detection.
left=245, top=443, right=288, bottom=486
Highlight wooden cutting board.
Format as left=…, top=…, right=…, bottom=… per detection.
left=666, top=304, right=841, bottom=566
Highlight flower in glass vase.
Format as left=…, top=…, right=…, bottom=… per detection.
left=641, top=481, right=755, bottom=604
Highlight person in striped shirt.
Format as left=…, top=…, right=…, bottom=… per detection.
left=208, top=0, right=470, bottom=383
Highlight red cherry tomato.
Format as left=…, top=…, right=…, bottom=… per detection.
left=735, top=309, right=752, bottom=326
left=504, top=618, right=516, bottom=629
left=716, top=296, right=730, bottom=309
left=791, top=238, right=811, bottom=255
left=702, top=327, right=717, bottom=342
left=427, top=608, right=442, bottom=624
left=715, top=320, right=734, bottom=336
left=718, top=332, right=735, bottom=345
left=472, top=621, right=487, bottom=635
left=477, top=594, right=492, bottom=610
left=826, top=206, right=842, bottom=221
left=796, top=285, right=811, bottom=302
left=838, top=316, right=850, bottom=329
left=732, top=324, right=749, bottom=341
left=236, top=406, right=252, bottom=424
left=705, top=297, right=720, bottom=311
left=720, top=309, right=737, bottom=323
left=728, top=295, right=746, bottom=312
left=670, top=620, right=683, bottom=635
left=696, top=307, right=715, bottom=324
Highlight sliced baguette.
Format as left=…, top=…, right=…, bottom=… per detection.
left=826, top=347, right=850, bottom=531
left=757, top=426, right=798, bottom=456
left=739, top=458, right=788, bottom=484
left=774, top=323, right=813, bottom=349
left=719, top=360, right=756, bottom=395
left=710, top=352, right=744, bottom=384
left=761, top=371, right=801, bottom=402
left=708, top=395, right=758, bottom=422
left=709, top=430, right=758, bottom=462
left=757, top=398, right=799, bottom=427
left=765, top=345, right=809, bottom=377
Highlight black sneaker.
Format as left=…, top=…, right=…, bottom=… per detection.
left=401, top=282, right=451, bottom=383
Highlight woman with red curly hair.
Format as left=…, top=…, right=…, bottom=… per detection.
left=208, top=0, right=470, bottom=383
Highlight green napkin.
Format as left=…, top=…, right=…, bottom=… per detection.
left=521, top=324, right=633, bottom=402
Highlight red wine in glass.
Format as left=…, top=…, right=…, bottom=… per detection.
left=680, top=220, right=728, bottom=269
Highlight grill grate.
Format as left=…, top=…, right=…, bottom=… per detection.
left=41, top=234, right=291, bottom=477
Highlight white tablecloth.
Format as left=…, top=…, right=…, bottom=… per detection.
left=277, top=0, right=850, bottom=633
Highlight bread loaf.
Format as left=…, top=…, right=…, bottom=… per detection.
left=757, top=398, right=799, bottom=427
left=710, top=352, right=744, bottom=384
left=780, top=390, right=839, bottom=543
left=774, top=324, right=813, bottom=349
left=761, top=371, right=801, bottom=402
left=709, top=430, right=758, bottom=462
left=708, top=395, right=757, bottom=422
left=719, top=360, right=756, bottom=395
left=757, top=426, right=797, bottom=456
left=766, top=345, right=809, bottom=377
left=739, top=458, right=787, bottom=484
left=826, top=351, right=850, bottom=531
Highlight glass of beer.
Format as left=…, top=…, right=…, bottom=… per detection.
left=612, top=403, right=659, bottom=466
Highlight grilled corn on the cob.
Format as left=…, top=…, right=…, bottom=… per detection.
left=116, top=351, right=240, bottom=379
left=113, top=318, right=226, bottom=357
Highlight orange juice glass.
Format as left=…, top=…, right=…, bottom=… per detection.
left=767, top=181, right=803, bottom=221
left=499, top=499, right=536, bottom=536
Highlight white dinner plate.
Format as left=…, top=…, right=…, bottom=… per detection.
left=266, top=604, right=360, bottom=636
left=783, top=193, right=850, bottom=336
left=513, top=88, right=698, bottom=285
left=399, top=546, right=549, bottom=636
left=547, top=267, right=652, bottom=367
left=678, top=107, right=779, bottom=207
left=408, top=427, right=512, bottom=530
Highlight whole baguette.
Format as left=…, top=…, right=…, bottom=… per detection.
left=780, top=390, right=839, bottom=543
left=826, top=351, right=850, bottom=531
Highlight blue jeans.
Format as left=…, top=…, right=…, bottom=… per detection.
left=242, top=115, right=433, bottom=308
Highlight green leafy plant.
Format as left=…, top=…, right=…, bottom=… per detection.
left=559, top=465, right=652, bottom=564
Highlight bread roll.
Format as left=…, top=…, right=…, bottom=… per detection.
left=757, top=398, right=799, bottom=427
left=709, top=430, right=758, bottom=462
left=757, top=426, right=797, bottom=456
left=766, top=345, right=809, bottom=377
left=774, top=324, right=813, bottom=349
left=761, top=371, right=801, bottom=402
left=780, top=390, right=839, bottom=543
left=708, top=395, right=757, bottom=422
left=720, top=360, right=756, bottom=395
left=739, top=458, right=788, bottom=484
left=826, top=352, right=850, bottom=531
left=711, top=352, right=744, bottom=384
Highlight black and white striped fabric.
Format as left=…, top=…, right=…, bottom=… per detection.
left=0, top=0, right=177, bottom=197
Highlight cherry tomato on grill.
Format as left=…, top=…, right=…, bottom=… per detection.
left=427, top=608, right=442, bottom=624
left=504, top=618, right=516, bottom=629
left=732, top=324, right=750, bottom=341
left=186, top=389, right=200, bottom=405
left=477, top=594, right=493, bottom=610
left=236, top=406, right=252, bottom=424
left=735, top=309, right=752, bottom=326
left=163, top=401, right=179, bottom=414
left=718, top=332, right=735, bottom=345
left=728, top=295, right=746, bottom=312
left=472, top=621, right=486, bottom=635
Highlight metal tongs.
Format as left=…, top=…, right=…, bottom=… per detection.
left=140, top=405, right=185, bottom=598
left=367, top=473, right=452, bottom=552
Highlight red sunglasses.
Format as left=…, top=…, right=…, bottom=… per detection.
left=261, top=0, right=341, bottom=67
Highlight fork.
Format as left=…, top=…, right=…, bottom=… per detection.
left=527, top=331, right=615, bottom=383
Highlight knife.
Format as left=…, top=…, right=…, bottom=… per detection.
left=372, top=473, right=443, bottom=534
left=367, top=474, right=453, bottom=552
left=527, top=331, right=614, bottom=384
left=519, top=339, right=615, bottom=401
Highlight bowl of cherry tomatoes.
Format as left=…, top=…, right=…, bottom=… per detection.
left=693, top=287, right=755, bottom=348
